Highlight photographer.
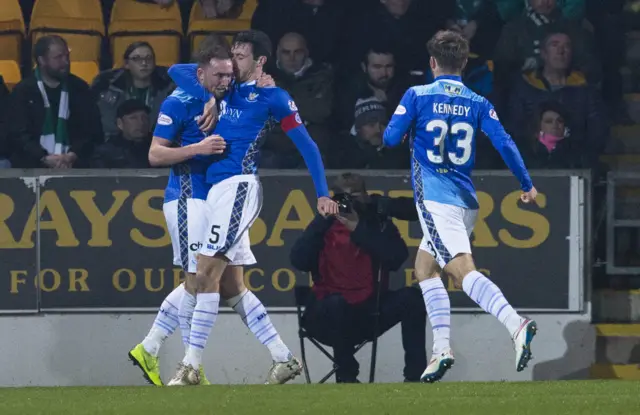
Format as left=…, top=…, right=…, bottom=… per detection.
left=290, top=172, right=426, bottom=383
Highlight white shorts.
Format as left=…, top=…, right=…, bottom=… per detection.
left=199, top=174, right=262, bottom=264
left=164, top=196, right=256, bottom=274
left=416, top=200, right=478, bottom=268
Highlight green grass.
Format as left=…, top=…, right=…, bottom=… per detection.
left=0, top=381, right=638, bottom=415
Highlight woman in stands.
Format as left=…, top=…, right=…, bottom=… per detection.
left=91, top=41, right=174, bottom=142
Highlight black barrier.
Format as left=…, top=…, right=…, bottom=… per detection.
left=0, top=172, right=582, bottom=312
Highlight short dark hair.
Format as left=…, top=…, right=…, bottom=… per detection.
left=541, top=27, right=572, bottom=49
left=117, top=99, right=150, bottom=119
left=529, top=100, right=570, bottom=136
left=233, top=30, right=272, bottom=61
left=194, top=34, right=231, bottom=66
left=427, top=30, right=469, bottom=73
left=362, top=41, right=395, bottom=65
left=123, top=41, right=155, bottom=61
left=33, top=35, right=67, bottom=61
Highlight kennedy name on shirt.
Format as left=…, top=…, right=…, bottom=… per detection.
left=433, top=103, right=470, bottom=117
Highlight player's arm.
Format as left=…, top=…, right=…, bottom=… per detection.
left=479, top=101, right=536, bottom=199
left=167, top=64, right=211, bottom=102
left=148, top=99, right=225, bottom=166
left=383, top=88, right=417, bottom=148
left=270, top=90, right=337, bottom=214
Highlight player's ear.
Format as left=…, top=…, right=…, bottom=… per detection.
left=196, top=67, right=205, bottom=84
left=116, top=117, right=124, bottom=131
left=429, top=56, right=437, bottom=71
left=257, top=56, right=267, bottom=67
left=461, top=58, right=468, bottom=71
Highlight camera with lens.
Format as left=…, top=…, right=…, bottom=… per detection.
left=332, top=192, right=354, bottom=214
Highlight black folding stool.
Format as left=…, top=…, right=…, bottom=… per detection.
left=294, top=285, right=380, bottom=384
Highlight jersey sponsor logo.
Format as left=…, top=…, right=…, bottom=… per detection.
left=443, top=84, right=463, bottom=95
left=288, top=100, right=298, bottom=111
left=219, top=100, right=243, bottom=121
left=395, top=105, right=407, bottom=115
left=157, top=113, right=173, bottom=126
left=189, top=242, right=203, bottom=251
left=247, top=92, right=259, bottom=102
left=489, top=109, right=499, bottom=120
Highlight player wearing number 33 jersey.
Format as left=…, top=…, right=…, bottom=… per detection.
left=384, top=74, right=533, bottom=263
left=383, top=30, right=537, bottom=384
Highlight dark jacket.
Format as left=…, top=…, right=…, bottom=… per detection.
left=328, top=133, right=410, bottom=170
left=516, top=135, right=584, bottom=169
left=290, top=196, right=414, bottom=304
left=507, top=70, right=608, bottom=167
left=334, top=72, right=410, bottom=131
left=91, top=67, right=173, bottom=140
left=252, top=0, right=345, bottom=64
left=90, top=134, right=152, bottom=168
left=8, top=74, right=103, bottom=168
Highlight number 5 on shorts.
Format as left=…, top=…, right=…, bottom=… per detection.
left=209, top=225, right=221, bottom=244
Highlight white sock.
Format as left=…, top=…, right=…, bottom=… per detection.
left=419, top=278, right=451, bottom=355
left=179, top=291, right=197, bottom=350
left=462, top=271, right=523, bottom=336
left=228, top=289, right=292, bottom=363
left=142, top=284, right=184, bottom=356
left=184, top=293, right=220, bottom=368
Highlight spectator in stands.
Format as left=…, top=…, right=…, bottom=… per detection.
left=92, top=42, right=173, bottom=142
left=516, top=100, right=586, bottom=168
left=0, top=75, right=10, bottom=168
left=329, top=97, right=409, bottom=169
left=8, top=35, right=102, bottom=168
left=507, top=30, right=608, bottom=167
left=290, top=172, right=425, bottom=383
left=252, top=0, right=345, bottom=65
left=91, top=100, right=152, bottom=168
left=260, top=32, right=334, bottom=168
left=493, top=0, right=599, bottom=86
left=442, top=0, right=504, bottom=59
left=335, top=44, right=409, bottom=131
left=343, top=0, right=446, bottom=74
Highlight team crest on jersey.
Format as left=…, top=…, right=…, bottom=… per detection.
left=443, top=84, right=462, bottom=95
left=489, top=109, right=499, bottom=120
left=247, top=92, right=259, bottom=102
left=288, top=100, right=298, bottom=111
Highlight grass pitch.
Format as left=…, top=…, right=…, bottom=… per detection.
left=0, top=381, right=638, bottom=415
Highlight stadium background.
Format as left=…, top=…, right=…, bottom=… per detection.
left=0, top=0, right=637, bottom=387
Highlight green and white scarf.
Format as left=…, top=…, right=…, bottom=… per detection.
left=36, top=68, right=69, bottom=155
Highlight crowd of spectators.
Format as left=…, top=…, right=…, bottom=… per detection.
left=0, top=0, right=632, bottom=171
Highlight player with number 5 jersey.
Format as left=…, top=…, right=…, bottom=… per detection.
left=383, top=30, right=539, bottom=383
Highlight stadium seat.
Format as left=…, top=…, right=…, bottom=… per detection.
left=187, top=0, right=256, bottom=56
left=294, top=286, right=377, bottom=384
left=0, top=60, right=22, bottom=90
left=109, top=0, right=183, bottom=68
left=0, top=0, right=25, bottom=87
left=29, top=0, right=104, bottom=81
left=70, top=61, right=99, bottom=85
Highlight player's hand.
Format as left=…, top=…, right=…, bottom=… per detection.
left=257, top=73, right=275, bottom=88
left=317, top=196, right=339, bottom=217
left=520, top=186, right=538, bottom=204
left=196, top=134, right=226, bottom=155
left=199, top=97, right=218, bottom=133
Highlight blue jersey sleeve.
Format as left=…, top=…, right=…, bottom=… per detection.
left=153, top=98, right=187, bottom=142
left=269, top=89, right=330, bottom=198
left=167, top=64, right=211, bottom=102
left=383, top=88, right=417, bottom=147
left=479, top=100, right=533, bottom=192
